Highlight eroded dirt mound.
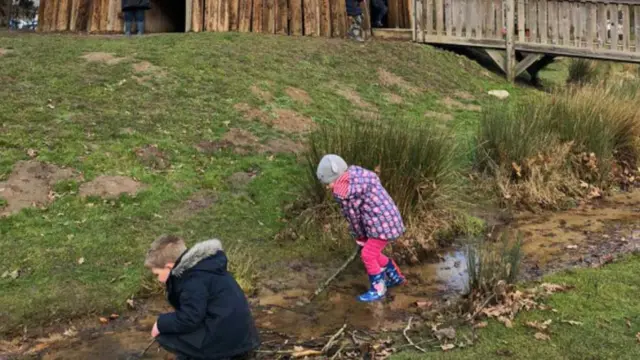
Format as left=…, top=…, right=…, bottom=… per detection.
left=377, top=68, right=420, bottom=94
left=332, top=82, right=374, bottom=109
left=222, top=128, right=260, bottom=154
left=285, top=87, right=313, bottom=105
left=251, top=85, right=273, bottom=102
left=454, top=91, right=475, bottom=100
left=271, top=109, right=317, bottom=134
left=131, top=61, right=167, bottom=85
left=439, top=97, right=482, bottom=112
left=234, top=103, right=268, bottom=122
left=0, top=161, right=80, bottom=217
left=171, top=191, right=217, bottom=221
left=134, top=144, right=170, bottom=169
left=81, top=52, right=127, bottom=65
left=78, top=176, right=144, bottom=199
left=263, top=138, right=305, bottom=154
left=384, top=93, right=404, bottom=104
left=194, top=139, right=233, bottom=155
left=425, top=111, right=454, bottom=122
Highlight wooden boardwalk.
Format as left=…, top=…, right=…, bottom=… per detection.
left=413, top=0, right=640, bottom=80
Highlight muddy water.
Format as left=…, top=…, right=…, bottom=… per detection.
left=15, top=191, right=640, bottom=359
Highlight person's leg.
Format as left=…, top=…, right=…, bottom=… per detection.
left=358, top=239, right=387, bottom=302
left=123, top=10, right=133, bottom=36
left=345, top=0, right=364, bottom=42
left=371, top=0, right=387, bottom=27
left=135, top=8, right=145, bottom=35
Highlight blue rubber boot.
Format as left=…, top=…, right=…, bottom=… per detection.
left=384, top=259, right=406, bottom=288
left=358, top=273, right=386, bottom=302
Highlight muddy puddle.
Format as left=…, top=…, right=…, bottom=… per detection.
left=6, top=191, right=640, bottom=359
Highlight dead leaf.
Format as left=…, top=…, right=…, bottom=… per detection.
left=416, top=300, right=433, bottom=308
left=27, top=149, right=38, bottom=158
left=526, top=320, right=552, bottom=331
left=374, top=165, right=381, bottom=175
left=626, top=319, right=631, bottom=328
left=562, top=320, right=583, bottom=326
left=440, top=343, right=455, bottom=351
left=109, top=313, right=119, bottom=320
left=434, top=327, right=456, bottom=340
left=566, top=245, right=578, bottom=250
left=9, top=269, right=19, bottom=280
left=291, top=346, right=322, bottom=358
left=473, top=321, right=488, bottom=329
left=534, top=332, right=550, bottom=341
left=636, top=332, right=640, bottom=343
left=497, top=316, right=513, bottom=328
left=580, top=181, right=589, bottom=188
left=0, top=271, right=7, bottom=279
left=126, top=298, right=135, bottom=309
left=63, top=327, right=78, bottom=337
left=511, top=162, right=522, bottom=177
left=99, top=317, right=109, bottom=324
left=77, top=257, right=85, bottom=265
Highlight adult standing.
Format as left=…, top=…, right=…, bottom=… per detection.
left=121, top=0, right=150, bottom=36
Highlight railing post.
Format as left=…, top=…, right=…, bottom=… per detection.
left=413, top=0, right=417, bottom=41
left=505, top=0, right=516, bottom=81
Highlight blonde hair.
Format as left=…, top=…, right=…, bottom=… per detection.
left=144, top=235, right=187, bottom=269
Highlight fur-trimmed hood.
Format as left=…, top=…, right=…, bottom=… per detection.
left=171, top=239, right=224, bottom=277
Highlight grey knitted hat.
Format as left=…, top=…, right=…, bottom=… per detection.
left=316, top=154, right=348, bottom=184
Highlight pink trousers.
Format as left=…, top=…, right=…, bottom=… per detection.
left=360, top=238, right=390, bottom=275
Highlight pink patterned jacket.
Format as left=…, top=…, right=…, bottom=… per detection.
left=332, top=166, right=405, bottom=242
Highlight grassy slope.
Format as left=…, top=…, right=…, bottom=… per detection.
left=0, top=33, right=520, bottom=333
left=393, top=255, right=640, bottom=360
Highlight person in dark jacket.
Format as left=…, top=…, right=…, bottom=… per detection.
left=121, top=0, right=150, bottom=36
left=345, top=0, right=364, bottom=42
left=145, top=235, right=260, bottom=360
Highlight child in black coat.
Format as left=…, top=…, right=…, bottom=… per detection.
left=145, top=235, right=260, bottom=360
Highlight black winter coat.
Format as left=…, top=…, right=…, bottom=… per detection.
left=156, top=239, right=260, bottom=360
left=122, top=0, right=150, bottom=11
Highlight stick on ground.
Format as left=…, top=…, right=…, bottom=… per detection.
left=403, top=317, right=427, bottom=353
left=322, top=323, right=348, bottom=353
left=308, top=247, right=360, bottom=302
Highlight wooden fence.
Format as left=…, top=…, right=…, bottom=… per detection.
left=414, top=0, right=640, bottom=79
left=37, top=0, right=413, bottom=35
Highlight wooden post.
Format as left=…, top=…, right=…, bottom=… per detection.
left=586, top=3, right=595, bottom=49
left=57, top=0, right=71, bottom=30
left=611, top=5, right=619, bottom=51
left=623, top=5, right=630, bottom=51
left=517, top=0, right=524, bottom=42
left=289, top=0, right=302, bottom=35
left=230, top=0, right=240, bottom=31
left=635, top=5, right=640, bottom=52
left=252, top=0, right=263, bottom=32
left=186, top=0, right=193, bottom=31
left=426, top=0, right=433, bottom=35
left=597, top=3, right=606, bottom=48
left=193, top=0, right=204, bottom=32
left=505, top=0, right=515, bottom=81
left=539, top=0, right=547, bottom=44
left=435, top=0, right=443, bottom=37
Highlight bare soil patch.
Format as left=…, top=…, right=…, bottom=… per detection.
left=0, top=161, right=80, bottom=217
left=377, top=68, right=420, bottom=94
left=454, top=91, right=475, bottom=100
left=263, top=138, right=305, bottom=154
left=78, top=176, right=144, bottom=199
left=234, top=103, right=268, bottom=122
left=222, top=128, right=260, bottom=155
left=81, top=52, right=127, bottom=65
left=270, top=109, right=317, bottom=134
left=194, top=139, right=233, bottom=155
left=424, top=111, right=454, bottom=122
left=331, top=82, right=374, bottom=109
left=134, top=144, right=170, bottom=170
left=227, top=171, right=258, bottom=193
left=0, top=48, right=13, bottom=56
left=171, top=191, right=217, bottom=221
left=439, top=97, right=482, bottom=112
left=251, top=85, right=273, bottom=102
left=384, top=92, right=404, bottom=104
left=131, top=61, right=166, bottom=85
left=285, top=87, right=313, bottom=105
left=353, top=109, right=381, bottom=122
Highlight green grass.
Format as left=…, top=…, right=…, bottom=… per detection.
left=393, top=254, right=640, bottom=360
left=0, top=32, right=521, bottom=334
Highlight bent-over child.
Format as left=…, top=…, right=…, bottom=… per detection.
left=316, top=154, right=407, bottom=302
left=145, top=235, right=260, bottom=360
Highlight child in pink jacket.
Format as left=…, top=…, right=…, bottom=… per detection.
left=317, top=154, right=406, bottom=302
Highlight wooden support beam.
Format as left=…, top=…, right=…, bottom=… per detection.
left=506, top=0, right=516, bottom=81
left=513, top=53, right=543, bottom=78
left=485, top=49, right=506, bottom=73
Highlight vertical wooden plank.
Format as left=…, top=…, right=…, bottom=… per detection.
left=445, top=0, right=452, bottom=36
left=252, top=0, right=263, bottom=32
left=229, top=0, right=240, bottom=31
left=362, top=0, right=372, bottom=38
left=622, top=5, right=630, bottom=51
left=320, top=0, right=331, bottom=36
left=475, top=0, right=482, bottom=38
left=204, top=0, right=215, bottom=30
left=611, top=5, right=618, bottom=50
left=505, top=0, right=515, bottom=81
left=485, top=0, right=493, bottom=38
left=69, top=0, right=78, bottom=31
left=450, top=0, right=457, bottom=37
left=575, top=3, right=582, bottom=47
left=528, top=0, right=536, bottom=42
left=497, top=0, right=503, bottom=37
left=90, top=0, right=101, bottom=32
left=288, top=0, right=302, bottom=35
left=56, top=0, right=70, bottom=30
left=237, top=0, right=251, bottom=31
left=539, top=0, right=547, bottom=44
left=276, top=0, right=287, bottom=34
left=263, top=0, right=275, bottom=33
left=331, top=0, right=346, bottom=37
left=193, top=0, right=204, bottom=32
left=517, top=0, right=524, bottom=42
left=37, top=0, right=47, bottom=31
left=586, top=3, right=594, bottom=49
left=435, top=0, right=443, bottom=36
left=106, top=0, right=115, bottom=31
left=465, top=0, right=472, bottom=38
left=75, top=0, right=93, bottom=31
left=304, top=0, right=318, bottom=35
left=99, top=0, right=109, bottom=31
left=223, top=0, right=231, bottom=31
left=337, top=0, right=347, bottom=36
left=186, top=0, right=193, bottom=32
left=425, top=0, right=433, bottom=35
left=598, top=3, right=606, bottom=48
left=416, top=0, right=423, bottom=40
left=562, top=1, right=570, bottom=45
left=635, top=6, right=640, bottom=52
left=389, top=0, right=398, bottom=28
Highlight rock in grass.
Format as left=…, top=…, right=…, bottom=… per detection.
left=488, top=90, right=510, bottom=99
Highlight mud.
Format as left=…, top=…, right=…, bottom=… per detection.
left=0, top=160, right=80, bottom=217
left=7, top=191, right=640, bottom=359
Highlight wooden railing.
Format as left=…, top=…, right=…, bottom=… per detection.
left=414, top=0, right=640, bottom=71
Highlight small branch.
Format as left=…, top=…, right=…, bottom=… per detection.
left=309, top=247, right=360, bottom=302
left=330, top=342, right=348, bottom=360
left=469, top=294, right=496, bottom=322
left=322, top=323, right=347, bottom=354
left=403, top=317, right=427, bottom=353
left=140, top=339, right=156, bottom=357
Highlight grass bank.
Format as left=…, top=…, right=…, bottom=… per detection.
left=0, top=32, right=518, bottom=334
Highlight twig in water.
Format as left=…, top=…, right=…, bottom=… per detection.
left=140, top=339, right=156, bottom=357
left=322, top=323, right=347, bottom=353
left=309, top=247, right=360, bottom=302
left=403, top=317, right=427, bottom=353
